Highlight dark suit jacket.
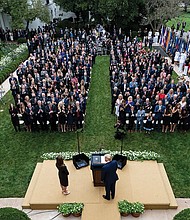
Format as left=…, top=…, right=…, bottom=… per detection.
left=101, top=160, right=119, bottom=185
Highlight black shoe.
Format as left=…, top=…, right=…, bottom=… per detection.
left=102, top=195, right=110, bottom=200
left=111, top=195, right=114, bottom=199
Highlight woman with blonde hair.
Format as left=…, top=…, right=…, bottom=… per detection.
left=115, top=94, right=123, bottom=118
left=179, top=96, right=187, bottom=109
left=57, top=102, right=66, bottom=132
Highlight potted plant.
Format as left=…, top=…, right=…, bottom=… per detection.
left=71, top=202, right=84, bottom=217
left=118, top=200, right=132, bottom=217
left=131, top=202, right=145, bottom=217
left=57, top=203, right=72, bottom=217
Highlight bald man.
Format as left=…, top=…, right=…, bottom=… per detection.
left=101, top=154, right=119, bottom=200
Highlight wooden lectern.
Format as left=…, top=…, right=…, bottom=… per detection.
left=90, top=154, right=106, bottom=186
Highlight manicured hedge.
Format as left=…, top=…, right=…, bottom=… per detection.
left=0, top=207, right=31, bottom=220
left=17, top=38, right=27, bottom=44
left=173, top=208, right=190, bottom=220
left=0, top=49, right=28, bottom=84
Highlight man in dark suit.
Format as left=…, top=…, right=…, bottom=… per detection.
left=101, top=154, right=119, bottom=200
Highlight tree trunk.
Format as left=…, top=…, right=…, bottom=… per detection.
left=150, top=22, right=154, bottom=33
left=184, top=4, right=187, bottom=12
left=26, top=20, right=29, bottom=31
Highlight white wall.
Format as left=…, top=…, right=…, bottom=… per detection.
left=28, top=0, right=76, bottom=30
left=0, top=12, right=11, bottom=30
left=0, top=0, right=76, bottom=31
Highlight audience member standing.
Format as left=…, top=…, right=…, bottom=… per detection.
left=154, top=100, right=165, bottom=131
left=171, top=103, right=181, bottom=132
left=162, top=104, right=172, bottom=133
left=179, top=51, right=187, bottom=73
left=9, top=104, right=21, bottom=132
left=136, top=106, right=145, bottom=132
left=144, top=111, right=154, bottom=134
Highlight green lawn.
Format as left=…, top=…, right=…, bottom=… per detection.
left=166, top=12, right=190, bottom=31
left=0, top=56, right=190, bottom=198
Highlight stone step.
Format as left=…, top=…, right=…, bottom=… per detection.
left=22, top=163, right=43, bottom=209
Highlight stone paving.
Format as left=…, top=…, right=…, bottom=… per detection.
left=0, top=198, right=190, bottom=220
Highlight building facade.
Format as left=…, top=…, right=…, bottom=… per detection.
left=0, top=1, right=76, bottom=31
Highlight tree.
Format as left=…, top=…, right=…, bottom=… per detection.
left=25, top=0, right=50, bottom=30
left=54, top=0, right=144, bottom=29
left=54, top=0, right=90, bottom=23
left=0, top=0, right=50, bottom=29
left=181, top=0, right=190, bottom=12
left=96, top=0, right=144, bottom=28
left=141, top=0, right=180, bottom=32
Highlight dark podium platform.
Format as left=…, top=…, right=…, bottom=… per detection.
left=90, top=154, right=106, bottom=187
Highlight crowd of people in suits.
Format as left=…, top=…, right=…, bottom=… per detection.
left=9, top=25, right=100, bottom=132
left=0, top=24, right=56, bottom=42
left=110, top=37, right=190, bottom=133
left=8, top=23, right=190, bottom=133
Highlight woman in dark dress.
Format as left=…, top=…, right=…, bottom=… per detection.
left=66, top=105, right=74, bottom=131
left=118, top=100, right=126, bottom=129
left=58, top=102, right=66, bottom=132
left=179, top=107, right=189, bottom=132
left=56, top=155, right=70, bottom=195
left=171, top=103, right=181, bottom=132
left=162, top=104, right=172, bottom=133
left=9, top=103, right=20, bottom=132
left=128, top=105, right=135, bottom=132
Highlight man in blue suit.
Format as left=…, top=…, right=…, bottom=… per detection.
left=101, top=154, right=119, bottom=200
left=154, top=100, right=165, bottom=131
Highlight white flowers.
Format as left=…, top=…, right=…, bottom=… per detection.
left=41, top=152, right=78, bottom=160
left=0, top=44, right=27, bottom=69
left=41, top=150, right=160, bottom=161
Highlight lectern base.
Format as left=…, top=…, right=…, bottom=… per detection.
left=93, top=182, right=104, bottom=187
left=92, top=169, right=104, bottom=187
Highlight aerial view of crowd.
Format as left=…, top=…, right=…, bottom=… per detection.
left=8, top=25, right=101, bottom=132
left=7, top=23, right=190, bottom=134
left=110, top=38, right=190, bottom=133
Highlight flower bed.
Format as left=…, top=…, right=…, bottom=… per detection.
left=41, top=150, right=160, bottom=161
left=0, top=43, right=28, bottom=83
left=0, top=43, right=18, bottom=59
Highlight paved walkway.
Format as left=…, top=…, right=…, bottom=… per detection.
left=0, top=198, right=190, bottom=220
left=0, top=44, right=190, bottom=219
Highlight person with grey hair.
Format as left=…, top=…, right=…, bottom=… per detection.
left=101, top=154, right=119, bottom=200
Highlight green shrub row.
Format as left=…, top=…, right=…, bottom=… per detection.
left=0, top=207, right=31, bottom=220
left=0, top=48, right=28, bottom=84
left=173, top=208, right=190, bottom=220
left=17, top=38, right=27, bottom=44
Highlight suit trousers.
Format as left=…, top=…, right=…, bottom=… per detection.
left=105, top=181, right=116, bottom=200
